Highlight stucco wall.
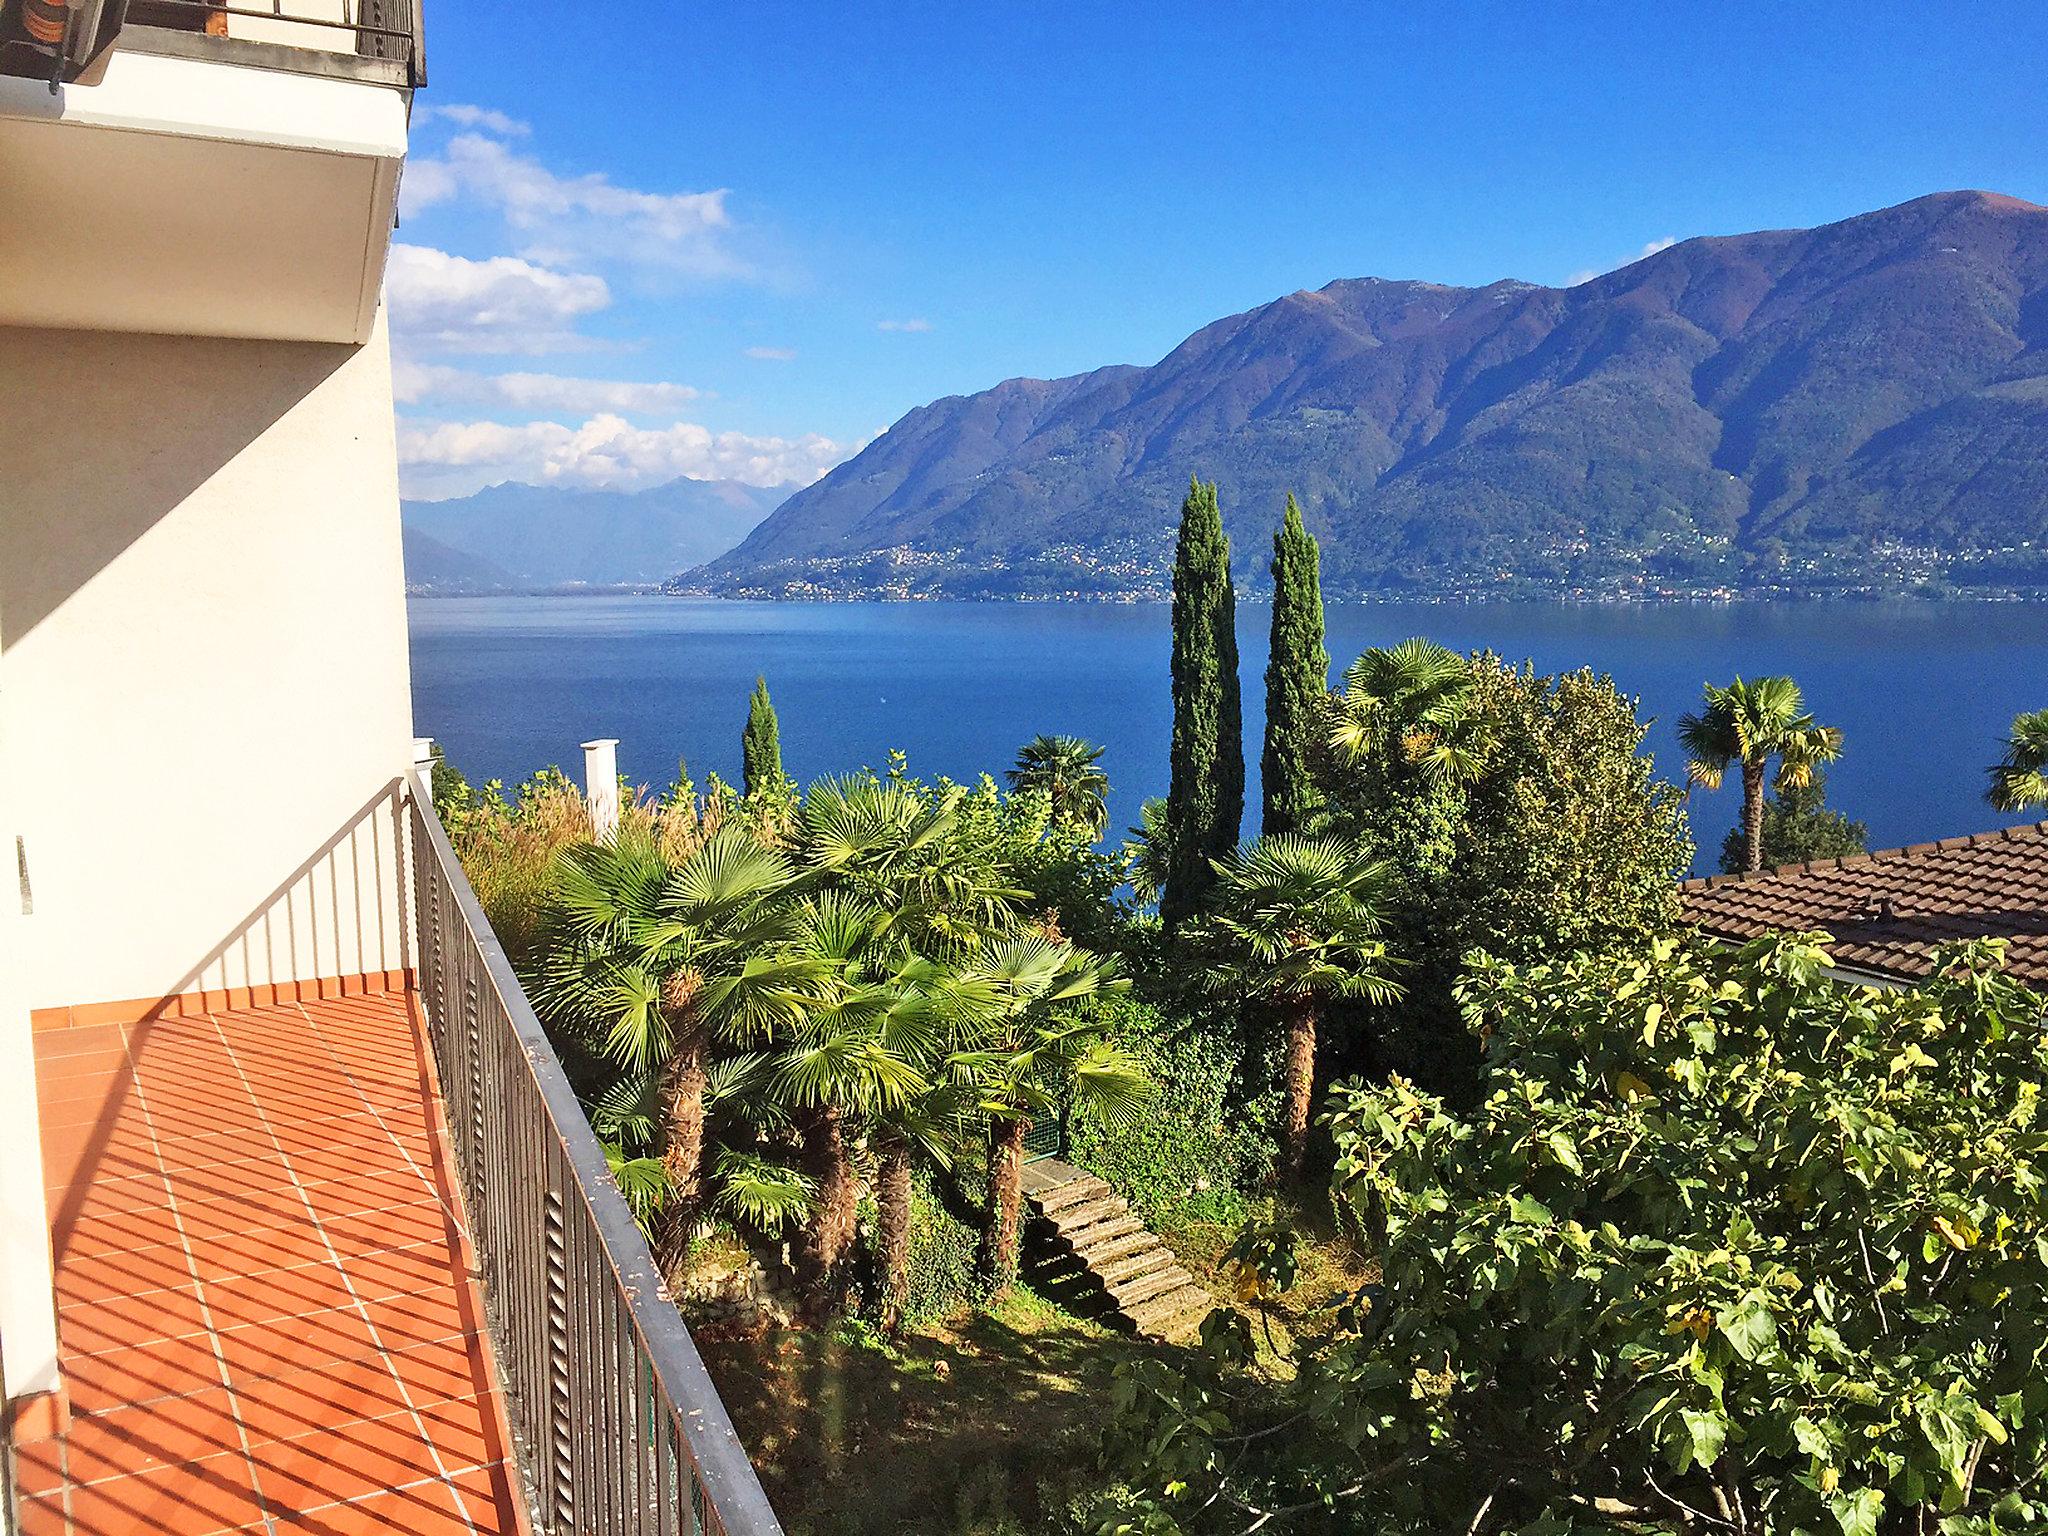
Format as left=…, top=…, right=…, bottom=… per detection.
left=0, top=313, right=415, bottom=1014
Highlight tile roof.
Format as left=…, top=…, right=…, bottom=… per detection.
left=1680, top=822, right=2048, bottom=987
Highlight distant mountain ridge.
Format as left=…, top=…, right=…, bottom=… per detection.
left=404, top=476, right=789, bottom=592
left=694, top=191, right=2048, bottom=599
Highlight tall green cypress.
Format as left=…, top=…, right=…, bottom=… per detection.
left=742, top=675, right=782, bottom=796
left=1261, top=493, right=1329, bottom=837
left=1160, top=477, right=1244, bottom=926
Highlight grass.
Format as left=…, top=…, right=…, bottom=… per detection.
left=692, top=1202, right=1370, bottom=1535
left=698, top=1287, right=1154, bottom=1535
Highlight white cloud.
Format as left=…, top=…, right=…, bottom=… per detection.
left=400, top=133, right=744, bottom=279
left=876, top=317, right=933, bottom=333
left=397, top=413, right=858, bottom=499
left=386, top=243, right=610, bottom=355
left=414, top=102, right=529, bottom=137
left=744, top=345, right=798, bottom=361
left=392, top=360, right=706, bottom=414
left=1568, top=235, right=1682, bottom=288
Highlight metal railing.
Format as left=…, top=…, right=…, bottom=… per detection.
left=126, top=0, right=425, bottom=85
left=404, top=773, right=783, bottom=1536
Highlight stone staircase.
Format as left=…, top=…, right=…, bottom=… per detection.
left=1020, top=1160, right=1214, bottom=1341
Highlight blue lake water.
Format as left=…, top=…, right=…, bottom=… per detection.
left=408, top=596, right=2048, bottom=875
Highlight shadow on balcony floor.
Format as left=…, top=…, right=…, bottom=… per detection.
left=21, top=992, right=527, bottom=1536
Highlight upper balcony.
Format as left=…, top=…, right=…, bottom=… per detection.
left=0, top=0, right=422, bottom=345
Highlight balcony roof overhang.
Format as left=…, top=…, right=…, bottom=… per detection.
left=0, top=43, right=408, bottom=345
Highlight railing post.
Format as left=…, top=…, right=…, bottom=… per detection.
left=582, top=738, right=620, bottom=843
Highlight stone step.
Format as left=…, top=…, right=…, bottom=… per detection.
left=1126, top=1282, right=1215, bottom=1337
left=1077, top=1228, right=1160, bottom=1268
left=1112, top=1265, right=1195, bottom=1309
left=1034, top=1176, right=1111, bottom=1215
left=1097, top=1246, right=1178, bottom=1288
left=1065, top=1215, right=1144, bottom=1254
left=1048, top=1194, right=1127, bottom=1235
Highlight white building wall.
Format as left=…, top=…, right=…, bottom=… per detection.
left=0, top=311, right=416, bottom=1017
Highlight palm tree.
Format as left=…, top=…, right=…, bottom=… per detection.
left=1988, top=709, right=2048, bottom=814
left=1123, top=796, right=1173, bottom=909
left=948, top=934, right=1150, bottom=1287
left=1328, top=638, right=1493, bottom=787
left=1678, top=676, right=1844, bottom=874
left=1198, top=835, right=1404, bottom=1184
left=1007, top=735, right=1112, bottom=839
left=532, top=829, right=824, bottom=1275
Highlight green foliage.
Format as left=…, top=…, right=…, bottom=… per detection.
left=1161, top=477, right=1243, bottom=926
left=1260, top=494, right=1328, bottom=837
left=1067, top=996, right=1275, bottom=1229
left=1718, top=769, right=1869, bottom=874
left=1009, top=735, right=1113, bottom=840
left=742, top=674, right=783, bottom=797
left=1099, top=932, right=2048, bottom=1535
left=1987, top=708, right=2048, bottom=813
left=897, top=1174, right=987, bottom=1325
left=1680, top=674, right=1844, bottom=874
left=1319, top=652, right=1692, bottom=1092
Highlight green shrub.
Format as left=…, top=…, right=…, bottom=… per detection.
left=1102, top=932, right=2048, bottom=1534
left=1069, top=996, right=1274, bottom=1229
left=899, top=1174, right=984, bottom=1325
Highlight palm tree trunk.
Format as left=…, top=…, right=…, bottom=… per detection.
left=876, top=1135, right=914, bottom=1332
left=981, top=1113, right=1030, bottom=1289
left=798, top=1105, right=857, bottom=1316
left=653, top=1029, right=708, bottom=1279
left=1742, top=759, right=1768, bottom=873
left=1279, top=999, right=1318, bottom=1184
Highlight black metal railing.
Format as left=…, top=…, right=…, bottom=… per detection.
left=404, top=774, right=782, bottom=1536
left=127, top=0, right=425, bottom=85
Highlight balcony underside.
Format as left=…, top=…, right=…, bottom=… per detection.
left=22, top=992, right=523, bottom=1535
left=0, top=45, right=406, bottom=344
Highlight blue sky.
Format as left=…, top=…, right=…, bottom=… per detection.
left=392, top=1, right=2048, bottom=499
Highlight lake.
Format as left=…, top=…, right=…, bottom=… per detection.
left=409, top=596, right=2048, bottom=875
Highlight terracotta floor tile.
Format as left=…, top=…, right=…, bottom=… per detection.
left=64, top=1334, right=226, bottom=1414
left=401, top=1394, right=511, bottom=1471
left=15, top=1492, right=68, bottom=1536
left=343, top=1243, right=459, bottom=1302
left=205, top=1263, right=357, bottom=1330
left=449, top=1460, right=525, bottom=1535
left=219, top=1306, right=381, bottom=1382
left=59, top=1282, right=210, bottom=1353
left=36, top=1023, right=133, bottom=1059
left=63, top=1451, right=265, bottom=1536
left=43, top=1387, right=244, bottom=1482
left=230, top=1355, right=407, bottom=1444
left=267, top=1480, right=475, bottom=1535
left=248, top=1414, right=448, bottom=1511
left=361, top=1290, right=470, bottom=1351
left=188, top=1224, right=339, bottom=1282
left=319, top=1203, right=452, bottom=1257
left=32, top=997, right=525, bottom=1536
left=385, top=1336, right=491, bottom=1408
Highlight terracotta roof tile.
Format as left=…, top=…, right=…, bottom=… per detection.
left=1680, top=822, right=2048, bottom=986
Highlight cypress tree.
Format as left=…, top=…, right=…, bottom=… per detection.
left=741, top=675, right=782, bottom=796
left=1261, top=493, right=1329, bottom=836
left=1160, top=477, right=1244, bottom=926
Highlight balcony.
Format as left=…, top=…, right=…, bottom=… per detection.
left=0, top=1, right=420, bottom=344
left=7, top=774, right=782, bottom=1535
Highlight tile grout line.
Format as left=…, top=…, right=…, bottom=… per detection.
left=252, top=1000, right=482, bottom=1535
left=113, top=1018, right=279, bottom=1536
left=293, top=997, right=498, bottom=1536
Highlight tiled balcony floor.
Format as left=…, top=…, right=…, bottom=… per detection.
left=21, top=994, right=527, bottom=1536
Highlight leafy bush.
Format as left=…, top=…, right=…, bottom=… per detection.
left=1319, top=653, right=1693, bottom=1092
left=1099, top=932, right=2048, bottom=1535
left=1069, top=996, right=1275, bottom=1229
left=899, top=1174, right=985, bottom=1325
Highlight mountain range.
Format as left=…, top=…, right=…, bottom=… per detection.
left=692, top=191, right=2048, bottom=600
left=402, top=477, right=789, bottom=592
